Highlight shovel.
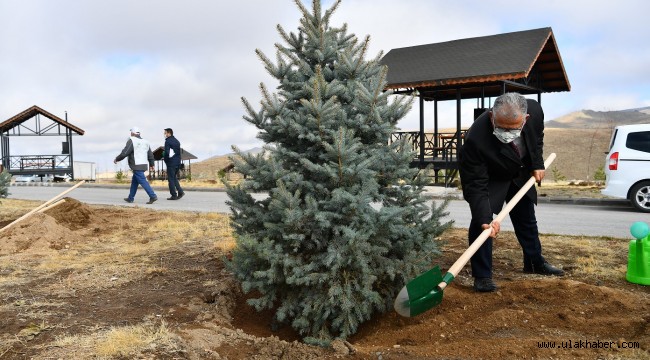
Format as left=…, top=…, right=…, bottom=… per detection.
left=394, top=153, right=556, bottom=317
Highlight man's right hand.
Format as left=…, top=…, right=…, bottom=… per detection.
left=482, top=221, right=501, bottom=238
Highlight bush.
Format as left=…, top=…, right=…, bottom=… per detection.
left=593, top=165, right=606, bottom=181
left=115, top=169, right=126, bottom=183
left=551, top=166, right=566, bottom=182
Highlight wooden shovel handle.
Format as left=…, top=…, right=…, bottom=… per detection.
left=439, top=153, right=556, bottom=290
left=0, top=180, right=85, bottom=233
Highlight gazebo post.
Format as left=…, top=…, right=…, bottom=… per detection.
left=434, top=100, right=439, bottom=148
left=419, top=95, right=425, bottom=167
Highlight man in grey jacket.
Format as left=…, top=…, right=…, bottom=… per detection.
left=114, top=126, right=157, bottom=204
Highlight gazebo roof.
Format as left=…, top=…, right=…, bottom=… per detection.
left=380, top=27, right=570, bottom=100
left=0, top=105, right=85, bottom=135
left=152, top=146, right=198, bottom=161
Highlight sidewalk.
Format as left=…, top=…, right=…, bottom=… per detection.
left=422, top=185, right=629, bottom=206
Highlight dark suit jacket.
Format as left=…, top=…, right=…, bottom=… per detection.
left=164, top=135, right=182, bottom=167
left=459, top=99, right=545, bottom=225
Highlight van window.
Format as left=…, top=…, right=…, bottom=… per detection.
left=626, top=131, right=650, bottom=153
left=608, top=129, right=618, bottom=152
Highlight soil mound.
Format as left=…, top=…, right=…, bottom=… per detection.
left=44, top=197, right=103, bottom=230
left=0, top=212, right=85, bottom=254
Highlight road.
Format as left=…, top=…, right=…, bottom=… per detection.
left=6, top=184, right=645, bottom=239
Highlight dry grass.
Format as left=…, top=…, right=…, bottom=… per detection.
left=94, top=321, right=180, bottom=357
left=45, top=320, right=181, bottom=359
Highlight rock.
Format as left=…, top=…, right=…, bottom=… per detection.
left=331, top=340, right=349, bottom=355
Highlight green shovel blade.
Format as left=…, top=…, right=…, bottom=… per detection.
left=405, top=266, right=446, bottom=316
left=395, top=266, right=457, bottom=317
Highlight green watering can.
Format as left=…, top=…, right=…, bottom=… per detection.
left=627, top=221, right=650, bottom=286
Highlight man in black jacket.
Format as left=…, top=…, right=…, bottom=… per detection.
left=459, top=93, right=564, bottom=293
left=163, top=128, right=184, bottom=200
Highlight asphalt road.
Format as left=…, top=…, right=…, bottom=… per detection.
left=6, top=184, right=646, bottom=239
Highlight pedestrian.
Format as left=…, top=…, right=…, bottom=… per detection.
left=114, top=126, right=157, bottom=204
left=163, top=128, right=185, bottom=200
left=459, top=92, right=564, bottom=293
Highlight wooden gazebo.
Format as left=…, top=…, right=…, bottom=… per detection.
left=0, top=105, right=85, bottom=180
left=380, top=27, right=571, bottom=185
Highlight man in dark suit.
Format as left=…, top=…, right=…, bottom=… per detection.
left=459, top=92, right=564, bottom=293
left=163, top=128, right=185, bottom=200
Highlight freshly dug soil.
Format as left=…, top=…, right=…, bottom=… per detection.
left=0, top=199, right=647, bottom=359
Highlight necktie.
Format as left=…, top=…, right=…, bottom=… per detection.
left=510, top=142, right=521, bottom=158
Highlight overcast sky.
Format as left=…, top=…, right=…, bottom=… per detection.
left=1, top=0, right=649, bottom=173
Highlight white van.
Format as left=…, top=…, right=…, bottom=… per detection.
left=602, top=124, right=650, bottom=212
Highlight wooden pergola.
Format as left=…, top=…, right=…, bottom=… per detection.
left=380, top=27, right=571, bottom=185
left=0, top=105, right=85, bottom=179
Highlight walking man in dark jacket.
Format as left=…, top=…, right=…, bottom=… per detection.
left=459, top=93, right=563, bottom=293
left=164, top=128, right=184, bottom=200
left=114, top=126, right=157, bottom=204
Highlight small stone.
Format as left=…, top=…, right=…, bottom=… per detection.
left=331, top=340, right=350, bottom=355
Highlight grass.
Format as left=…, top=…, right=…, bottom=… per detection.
left=46, top=320, right=181, bottom=359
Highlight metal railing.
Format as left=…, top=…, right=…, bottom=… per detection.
left=6, top=155, right=70, bottom=171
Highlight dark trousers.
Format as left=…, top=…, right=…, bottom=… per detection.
left=167, top=164, right=183, bottom=197
left=468, top=183, right=545, bottom=278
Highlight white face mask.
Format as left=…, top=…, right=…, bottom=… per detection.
left=493, top=127, right=522, bottom=143
left=492, top=118, right=525, bottom=143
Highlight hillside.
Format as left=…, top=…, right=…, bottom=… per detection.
left=545, top=106, right=650, bottom=129
left=191, top=147, right=263, bottom=180
left=543, top=106, right=650, bottom=180
left=544, top=127, right=612, bottom=181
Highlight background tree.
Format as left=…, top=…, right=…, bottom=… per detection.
left=226, top=0, right=451, bottom=343
left=0, top=169, right=10, bottom=199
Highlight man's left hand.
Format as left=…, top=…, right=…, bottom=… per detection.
left=533, top=170, right=545, bottom=186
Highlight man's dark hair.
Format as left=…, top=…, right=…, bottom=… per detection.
left=164, top=128, right=174, bottom=136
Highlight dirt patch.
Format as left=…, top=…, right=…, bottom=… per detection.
left=43, top=197, right=106, bottom=230
left=0, top=212, right=87, bottom=255
left=0, top=199, right=647, bottom=359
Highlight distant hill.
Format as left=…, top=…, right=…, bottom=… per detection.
left=546, top=107, right=650, bottom=129
left=543, top=107, right=650, bottom=179
left=190, top=147, right=264, bottom=180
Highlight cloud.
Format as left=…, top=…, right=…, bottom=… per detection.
left=1, top=0, right=649, bottom=170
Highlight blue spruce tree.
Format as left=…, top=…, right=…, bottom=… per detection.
left=0, top=169, right=10, bottom=199
left=226, top=0, right=451, bottom=343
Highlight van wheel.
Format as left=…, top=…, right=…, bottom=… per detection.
left=629, top=181, right=650, bottom=213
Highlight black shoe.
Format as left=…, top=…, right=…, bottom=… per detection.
left=473, top=277, right=497, bottom=292
left=525, top=261, right=565, bottom=276
left=177, top=192, right=185, bottom=199
left=146, top=197, right=158, bottom=204
left=167, top=196, right=178, bottom=200
left=124, top=198, right=134, bottom=203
